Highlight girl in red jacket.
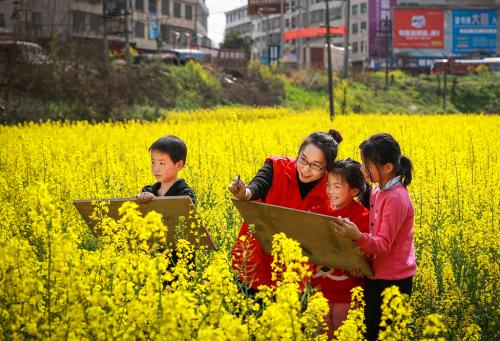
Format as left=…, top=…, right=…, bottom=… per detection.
left=312, top=158, right=371, bottom=338
left=228, top=129, right=343, bottom=293
left=334, top=133, right=415, bottom=341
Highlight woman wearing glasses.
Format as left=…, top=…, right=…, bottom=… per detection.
left=229, top=129, right=343, bottom=294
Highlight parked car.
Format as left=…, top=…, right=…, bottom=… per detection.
left=134, top=52, right=180, bottom=65
left=0, top=40, right=48, bottom=65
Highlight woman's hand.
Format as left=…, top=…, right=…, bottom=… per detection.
left=331, top=217, right=363, bottom=241
left=136, top=192, right=155, bottom=203
left=228, top=176, right=252, bottom=201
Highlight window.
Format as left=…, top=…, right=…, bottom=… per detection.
left=31, top=12, right=42, bottom=30
left=0, top=14, right=5, bottom=28
left=135, top=0, right=144, bottom=11
left=352, top=42, right=358, bottom=53
left=135, top=21, right=145, bottom=38
left=161, top=0, right=169, bottom=16
left=361, top=40, right=366, bottom=53
left=360, top=3, right=367, bottom=14
left=149, top=0, right=157, bottom=14
left=89, top=14, right=102, bottom=33
left=330, top=7, right=342, bottom=20
left=352, top=23, right=358, bottom=34
left=352, top=4, right=359, bottom=16
left=161, top=24, right=170, bottom=43
left=361, top=21, right=367, bottom=32
left=185, top=5, right=192, bottom=20
left=72, top=11, right=86, bottom=33
left=174, top=2, right=181, bottom=18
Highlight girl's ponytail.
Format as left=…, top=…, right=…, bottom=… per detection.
left=359, top=178, right=372, bottom=209
left=398, top=155, right=413, bottom=187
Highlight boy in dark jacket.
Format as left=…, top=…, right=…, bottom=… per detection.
left=136, top=135, right=196, bottom=281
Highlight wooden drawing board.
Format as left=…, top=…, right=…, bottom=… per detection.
left=232, top=198, right=373, bottom=277
left=74, top=196, right=217, bottom=250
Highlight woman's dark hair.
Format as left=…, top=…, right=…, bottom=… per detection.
left=359, top=133, right=413, bottom=187
left=299, top=129, right=343, bottom=171
left=149, top=135, right=187, bottom=164
left=330, top=158, right=372, bottom=209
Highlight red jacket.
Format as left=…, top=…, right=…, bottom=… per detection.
left=231, top=157, right=331, bottom=289
left=311, top=200, right=369, bottom=303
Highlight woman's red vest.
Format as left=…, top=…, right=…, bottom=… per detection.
left=231, top=156, right=331, bottom=289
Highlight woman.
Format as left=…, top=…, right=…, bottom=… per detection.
left=229, top=129, right=343, bottom=292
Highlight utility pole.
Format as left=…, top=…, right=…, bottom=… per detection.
left=298, top=0, right=303, bottom=68
left=156, top=16, right=161, bottom=54
left=383, top=18, right=392, bottom=89
left=325, top=0, right=334, bottom=120
left=280, top=0, right=286, bottom=64
left=102, top=0, right=109, bottom=63
left=443, top=58, right=449, bottom=111
left=124, top=0, right=132, bottom=64
left=305, top=0, right=310, bottom=68
left=342, top=0, right=350, bottom=79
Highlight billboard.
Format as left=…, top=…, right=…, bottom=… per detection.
left=452, top=9, right=497, bottom=55
left=368, top=0, right=397, bottom=58
left=393, top=9, right=444, bottom=49
left=248, top=0, right=281, bottom=15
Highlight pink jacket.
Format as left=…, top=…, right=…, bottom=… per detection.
left=357, top=184, right=416, bottom=280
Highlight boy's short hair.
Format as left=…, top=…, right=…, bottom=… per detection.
left=149, top=135, right=187, bottom=164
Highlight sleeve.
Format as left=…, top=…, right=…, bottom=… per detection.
left=353, top=208, right=370, bottom=234
left=142, top=185, right=154, bottom=193
left=180, top=188, right=197, bottom=205
left=357, top=197, right=407, bottom=256
left=247, top=161, right=274, bottom=201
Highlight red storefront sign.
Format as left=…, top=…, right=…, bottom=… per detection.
left=284, top=26, right=345, bottom=41
left=393, top=9, right=444, bottom=49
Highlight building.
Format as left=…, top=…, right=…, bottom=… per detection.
left=393, top=0, right=500, bottom=69
left=195, top=0, right=211, bottom=48
left=224, top=5, right=254, bottom=43
left=224, top=1, right=370, bottom=70
left=224, top=0, right=499, bottom=71
left=0, top=0, right=210, bottom=53
left=349, top=0, right=369, bottom=68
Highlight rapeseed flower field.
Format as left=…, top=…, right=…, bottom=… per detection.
left=0, top=108, right=498, bottom=340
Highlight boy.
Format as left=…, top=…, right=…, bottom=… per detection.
left=136, top=135, right=196, bottom=203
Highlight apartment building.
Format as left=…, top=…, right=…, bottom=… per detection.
left=349, top=0, right=369, bottom=67
left=0, top=0, right=210, bottom=52
left=224, top=6, right=254, bottom=42
left=225, top=1, right=367, bottom=69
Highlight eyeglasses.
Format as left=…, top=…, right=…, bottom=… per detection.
left=297, top=154, right=326, bottom=172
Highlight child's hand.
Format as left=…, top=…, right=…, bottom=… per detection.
left=349, top=266, right=364, bottom=278
left=136, top=192, right=155, bottom=203
left=331, top=217, right=362, bottom=241
left=228, top=176, right=252, bottom=201
left=354, top=246, right=366, bottom=257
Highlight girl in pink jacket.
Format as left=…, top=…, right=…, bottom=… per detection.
left=334, top=133, right=415, bottom=341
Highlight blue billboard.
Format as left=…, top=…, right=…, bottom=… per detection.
left=452, top=9, right=497, bottom=55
